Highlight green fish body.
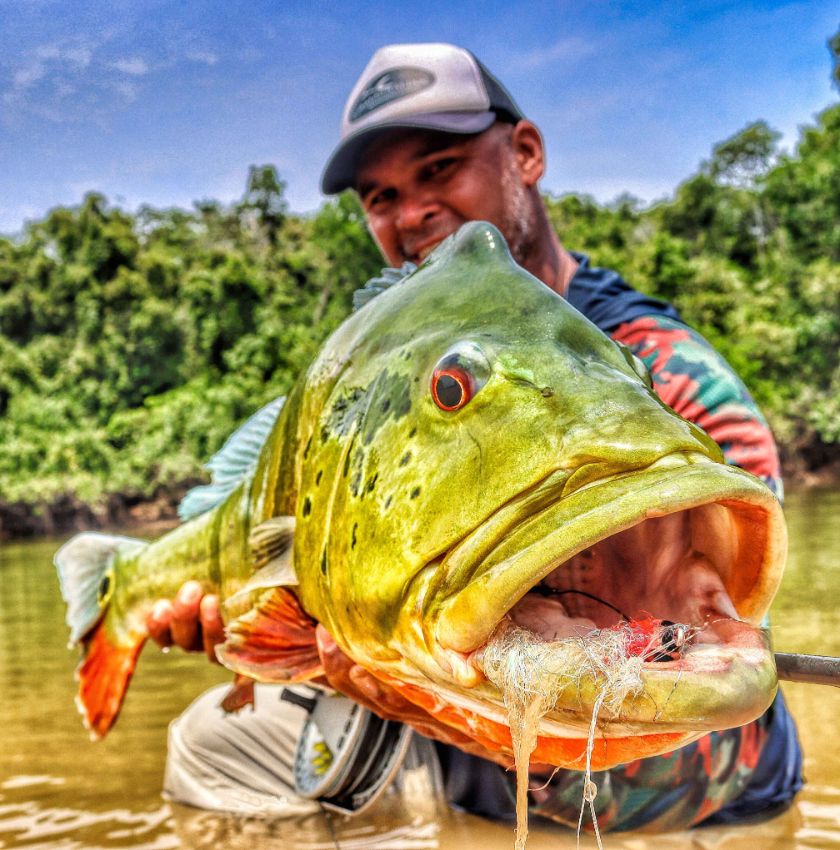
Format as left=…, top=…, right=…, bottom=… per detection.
left=56, top=222, right=786, bottom=769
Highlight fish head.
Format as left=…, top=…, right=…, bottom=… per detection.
left=292, top=222, right=785, bottom=769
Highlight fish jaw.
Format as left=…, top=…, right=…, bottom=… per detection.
left=381, top=456, right=785, bottom=758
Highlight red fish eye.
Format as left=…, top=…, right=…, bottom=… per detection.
left=431, top=366, right=474, bottom=411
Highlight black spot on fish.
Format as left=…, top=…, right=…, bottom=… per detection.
left=366, top=473, right=378, bottom=493
left=409, top=427, right=417, bottom=438
left=316, top=470, right=323, bottom=486
left=302, top=497, right=312, bottom=517
left=351, top=523, right=358, bottom=549
left=321, top=550, right=328, bottom=575
left=303, top=436, right=312, bottom=459
left=98, top=574, right=110, bottom=600
left=343, top=450, right=351, bottom=478
left=361, top=370, right=413, bottom=445
left=326, top=386, right=369, bottom=437
left=399, top=452, right=411, bottom=467
left=410, top=486, right=421, bottom=499
left=385, top=495, right=393, bottom=509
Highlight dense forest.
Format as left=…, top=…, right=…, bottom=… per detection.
left=1, top=41, right=838, bottom=536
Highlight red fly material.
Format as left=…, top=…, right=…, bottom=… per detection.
left=604, top=617, right=687, bottom=663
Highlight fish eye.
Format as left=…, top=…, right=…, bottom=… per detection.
left=98, top=571, right=113, bottom=604
left=432, top=366, right=473, bottom=411
left=430, top=343, right=491, bottom=412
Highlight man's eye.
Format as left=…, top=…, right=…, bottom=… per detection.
left=366, top=188, right=395, bottom=210
left=425, top=158, right=456, bottom=179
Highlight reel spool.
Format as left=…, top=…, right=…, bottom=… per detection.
left=282, top=687, right=413, bottom=815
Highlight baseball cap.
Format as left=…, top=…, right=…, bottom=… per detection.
left=321, top=42, right=525, bottom=195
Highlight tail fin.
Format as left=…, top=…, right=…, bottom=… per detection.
left=54, top=533, right=147, bottom=738
left=76, top=621, right=146, bottom=739
left=55, top=533, right=146, bottom=644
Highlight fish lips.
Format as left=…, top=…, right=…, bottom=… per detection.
left=427, top=458, right=786, bottom=732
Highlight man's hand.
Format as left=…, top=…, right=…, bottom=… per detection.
left=315, top=624, right=513, bottom=769
left=147, top=581, right=224, bottom=663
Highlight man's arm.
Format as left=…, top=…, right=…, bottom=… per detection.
left=613, top=315, right=783, bottom=496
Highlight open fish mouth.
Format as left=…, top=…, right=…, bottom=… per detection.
left=426, top=454, right=786, bottom=737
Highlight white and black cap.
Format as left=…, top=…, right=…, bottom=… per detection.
left=321, top=42, right=525, bottom=195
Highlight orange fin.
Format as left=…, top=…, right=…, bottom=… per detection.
left=216, top=587, right=322, bottom=682
left=219, top=674, right=256, bottom=713
left=76, top=623, right=145, bottom=739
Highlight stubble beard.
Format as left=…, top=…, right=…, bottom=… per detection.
left=499, top=153, right=539, bottom=268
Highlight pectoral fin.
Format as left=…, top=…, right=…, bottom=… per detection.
left=217, top=587, right=322, bottom=683
left=225, top=517, right=298, bottom=611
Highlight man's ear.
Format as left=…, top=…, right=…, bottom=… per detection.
left=511, top=121, right=546, bottom=188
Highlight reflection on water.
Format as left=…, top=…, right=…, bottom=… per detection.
left=1, top=489, right=839, bottom=849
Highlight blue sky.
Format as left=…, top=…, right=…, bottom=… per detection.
left=0, top=1, right=837, bottom=235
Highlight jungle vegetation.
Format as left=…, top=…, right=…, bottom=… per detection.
left=1, top=43, right=838, bottom=534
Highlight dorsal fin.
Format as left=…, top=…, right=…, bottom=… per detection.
left=178, top=395, right=286, bottom=521
left=352, top=262, right=417, bottom=311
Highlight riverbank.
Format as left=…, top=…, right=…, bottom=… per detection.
left=3, top=456, right=838, bottom=541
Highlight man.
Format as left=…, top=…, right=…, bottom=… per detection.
left=151, top=42, right=802, bottom=831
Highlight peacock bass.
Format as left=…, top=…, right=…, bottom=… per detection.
left=55, top=221, right=786, bottom=772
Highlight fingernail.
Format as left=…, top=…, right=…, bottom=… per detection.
left=181, top=583, right=202, bottom=603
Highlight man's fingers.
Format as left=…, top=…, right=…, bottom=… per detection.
left=199, top=594, right=224, bottom=662
left=348, top=665, right=384, bottom=702
left=170, top=581, right=203, bottom=651
left=147, top=599, right=174, bottom=647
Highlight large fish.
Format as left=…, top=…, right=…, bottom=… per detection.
left=55, top=222, right=786, bottom=771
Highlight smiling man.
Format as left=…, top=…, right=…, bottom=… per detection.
left=154, top=43, right=803, bottom=832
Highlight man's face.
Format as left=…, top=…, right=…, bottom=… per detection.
left=355, top=123, right=535, bottom=268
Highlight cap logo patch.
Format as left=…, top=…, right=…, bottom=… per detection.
left=349, top=67, right=435, bottom=122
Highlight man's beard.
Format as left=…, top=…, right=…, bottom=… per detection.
left=499, top=154, right=538, bottom=268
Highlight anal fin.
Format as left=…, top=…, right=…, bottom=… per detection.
left=219, top=674, right=256, bottom=713
left=217, top=587, right=322, bottom=683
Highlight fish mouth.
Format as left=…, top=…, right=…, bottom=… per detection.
left=427, top=454, right=786, bottom=735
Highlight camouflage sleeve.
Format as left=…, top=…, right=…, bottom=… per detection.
left=527, top=720, right=769, bottom=831
left=521, top=314, right=780, bottom=832
left=611, top=315, right=783, bottom=498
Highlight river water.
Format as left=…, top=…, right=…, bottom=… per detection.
left=1, top=488, right=839, bottom=850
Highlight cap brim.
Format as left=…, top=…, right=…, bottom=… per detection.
left=320, top=111, right=497, bottom=195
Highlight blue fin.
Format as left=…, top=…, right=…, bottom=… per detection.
left=54, top=533, right=147, bottom=645
left=353, top=262, right=417, bottom=311
left=178, top=396, right=286, bottom=521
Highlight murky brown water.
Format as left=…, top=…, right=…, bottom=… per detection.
left=1, top=488, right=839, bottom=849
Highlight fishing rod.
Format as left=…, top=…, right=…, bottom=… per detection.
left=775, top=652, right=840, bottom=688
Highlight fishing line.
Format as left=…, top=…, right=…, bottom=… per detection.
left=532, top=586, right=629, bottom=621
left=319, top=801, right=342, bottom=850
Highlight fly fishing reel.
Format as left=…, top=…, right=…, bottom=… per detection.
left=281, top=687, right=413, bottom=815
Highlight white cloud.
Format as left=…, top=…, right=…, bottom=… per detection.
left=185, top=50, right=218, bottom=66
left=12, top=65, right=46, bottom=87
left=35, top=44, right=92, bottom=68
left=514, top=37, right=596, bottom=71
left=110, top=57, right=149, bottom=76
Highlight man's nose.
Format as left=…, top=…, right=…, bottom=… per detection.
left=396, top=194, right=439, bottom=231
